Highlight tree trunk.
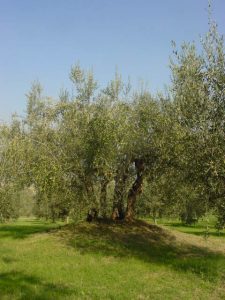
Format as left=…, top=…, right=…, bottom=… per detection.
left=112, top=166, right=128, bottom=220
left=125, top=159, right=145, bottom=221
left=100, top=177, right=109, bottom=217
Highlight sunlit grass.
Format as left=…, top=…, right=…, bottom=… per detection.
left=0, top=218, right=224, bottom=299
left=151, top=216, right=225, bottom=238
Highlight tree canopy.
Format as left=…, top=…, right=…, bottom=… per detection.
left=0, top=19, right=224, bottom=227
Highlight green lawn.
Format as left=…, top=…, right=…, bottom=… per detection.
left=0, top=218, right=224, bottom=300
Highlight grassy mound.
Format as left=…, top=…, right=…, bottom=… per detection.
left=0, top=219, right=224, bottom=299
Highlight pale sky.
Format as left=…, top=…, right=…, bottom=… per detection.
left=0, top=0, right=225, bottom=121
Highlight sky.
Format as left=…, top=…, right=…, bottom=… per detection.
left=0, top=0, right=225, bottom=121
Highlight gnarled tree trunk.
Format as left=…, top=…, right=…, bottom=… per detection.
left=112, top=166, right=129, bottom=220
left=125, top=159, right=145, bottom=221
left=100, top=176, right=109, bottom=217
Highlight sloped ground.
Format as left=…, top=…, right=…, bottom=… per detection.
left=0, top=219, right=224, bottom=299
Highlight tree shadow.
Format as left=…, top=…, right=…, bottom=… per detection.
left=0, top=271, right=76, bottom=300
left=58, top=220, right=225, bottom=281
left=1, top=256, right=18, bottom=264
left=0, top=220, right=62, bottom=239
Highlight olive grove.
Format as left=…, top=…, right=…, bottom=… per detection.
left=0, top=21, right=224, bottom=227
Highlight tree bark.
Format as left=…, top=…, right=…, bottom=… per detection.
left=112, top=166, right=128, bottom=220
left=125, top=159, right=145, bottom=221
left=100, top=177, right=109, bottom=217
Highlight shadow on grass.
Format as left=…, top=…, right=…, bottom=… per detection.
left=0, top=271, right=76, bottom=300
left=0, top=219, right=61, bottom=239
left=2, top=256, right=18, bottom=264
left=58, top=220, right=225, bottom=282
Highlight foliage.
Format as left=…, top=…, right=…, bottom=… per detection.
left=0, top=15, right=224, bottom=225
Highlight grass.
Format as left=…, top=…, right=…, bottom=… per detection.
left=0, top=218, right=224, bottom=299
left=154, top=216, right=225, bottom=238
